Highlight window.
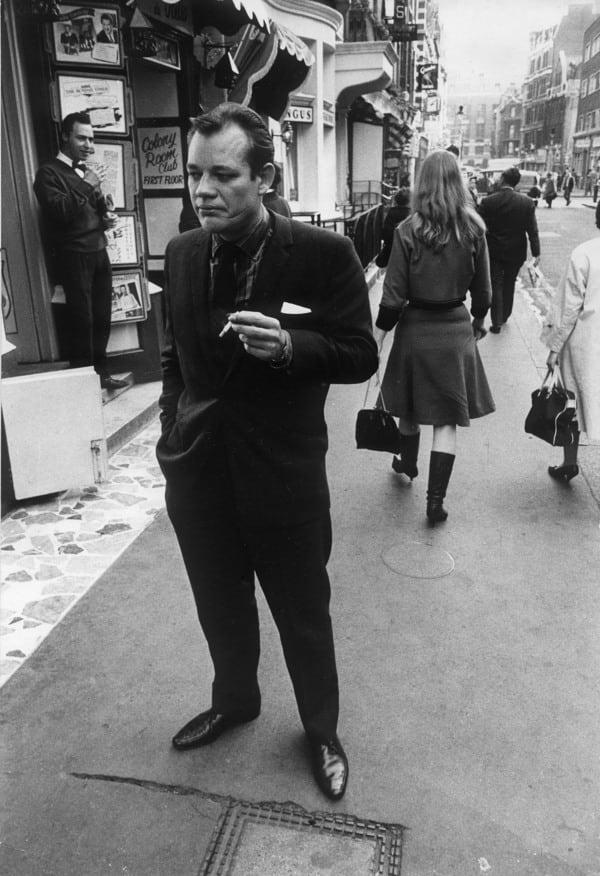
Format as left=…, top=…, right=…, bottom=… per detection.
left=510, top=106, right=516, bottom=118
left=542, top=51, right=548, bottom=67
left=593, top=34, right=600, bottom=56
left=582, top=78, right=589, bottom=97
left=475, top=144, right=484, bottom=155
left=476, top=123, right=485, bottom=139
left=508, top=142, right=514, bottom=154
left=509, top=124, right=515, bottom=139
left=585, top=42, right=591, bottom=61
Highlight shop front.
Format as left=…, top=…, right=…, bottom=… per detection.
left=1, top=0, right=316, bottom=507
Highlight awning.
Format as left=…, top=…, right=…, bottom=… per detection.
left=229, top=21, right=314, bottom=120
left=335, top=42, right=398, bottom=110
left=137, top=0, right=269, bottom=36
left=194, top=0, right=270, bottom=35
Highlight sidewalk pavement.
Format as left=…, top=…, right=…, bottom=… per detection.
left=1, top=279, right=599, bottom=875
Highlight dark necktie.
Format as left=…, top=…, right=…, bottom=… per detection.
left=213, top=242, right=238, bottom=311
left=72, top=160, right=85, bottom=172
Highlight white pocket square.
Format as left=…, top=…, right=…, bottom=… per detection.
left=281, top=301, right=312, bottom=314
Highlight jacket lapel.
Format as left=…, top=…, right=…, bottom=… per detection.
left=189, top=231, right=211, bottom=341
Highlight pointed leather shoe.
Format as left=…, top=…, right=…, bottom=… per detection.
left=548, top=464, right=579, bottom=483
left=309, top=736, right=349, bottom=801
left=172, top=707, right=259, bottom=750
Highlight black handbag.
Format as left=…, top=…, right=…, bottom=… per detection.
left=524, top=366, right=579, bottom=447
left=355, top=378, right=401, bottom=453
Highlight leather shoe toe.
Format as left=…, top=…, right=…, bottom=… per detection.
left=309, top=737, right=348, bottom=801
left=172, top=708, right=258, bottom=750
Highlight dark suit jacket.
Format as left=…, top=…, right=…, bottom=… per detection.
left=157, top=212, right=378, bottom=526
left=478, top=186, right=540, bottom=265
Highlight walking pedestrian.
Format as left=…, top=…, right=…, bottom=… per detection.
left=542, top=202, right=600, bottom=481
left=374, top=150, right=495, bottom=524
left=375, top=186, right=411, bottom=268
left=156, top=103, right=378, bottom=801
left=562, top=167, right=574, bottom=205
left=478, top=166, right=540, bottom=333
left=542, top=172, right=557, bottom=208
left=591, top=167, right=598, bottom=203
left=33, top=112, right=126, bottom=389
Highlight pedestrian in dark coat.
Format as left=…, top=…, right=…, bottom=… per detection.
left=374, top=150, right=495, bottom=525
left=562, top=168, right=575, bottom=205
left=375, top=187, right=411, bottom=267
left=542, top=173, right=556, bottom=208
left=478, top=166, right=540, bottom=332
left=156, top=103, right=377, bottom=802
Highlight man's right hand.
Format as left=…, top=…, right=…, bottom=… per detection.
left=83, top=164, right=106, bottom=190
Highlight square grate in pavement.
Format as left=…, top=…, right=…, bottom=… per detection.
left=200, top=800, right=404, bottom=876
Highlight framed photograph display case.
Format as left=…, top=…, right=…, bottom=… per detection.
left=110, top=271, right=147, bottom=324
left=85, top=141, right=135, bottom=210
left=105, top=213, right=142, bottom=268
left=141, top=33, right=181, bottom=71
left=48, top=4, right=123, bottom=68
left=53, top=72, right=129, bottom=135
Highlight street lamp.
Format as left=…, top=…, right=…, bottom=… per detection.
left=456, top=105, right=468, bottom=160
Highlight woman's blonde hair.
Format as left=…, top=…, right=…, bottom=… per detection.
left=411, top=150, right=485, bottom=251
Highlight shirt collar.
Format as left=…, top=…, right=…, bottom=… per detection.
left=57, top=151, right=75, bottom=167
left=212, top=205, right=270, bottom=260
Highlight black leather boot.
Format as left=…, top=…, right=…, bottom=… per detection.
left=426, top=451, right=455, bottom=523
left=391, top=431, right=420, bottom=480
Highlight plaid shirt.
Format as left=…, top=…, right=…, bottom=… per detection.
left=210, top=206, right=272, bottom=308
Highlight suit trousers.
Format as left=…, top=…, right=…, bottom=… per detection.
left=489, top=259, right=521, bottom=327
left=60, top=248, right=112, bottom=373
left=165, top=448, right=340, bottom=742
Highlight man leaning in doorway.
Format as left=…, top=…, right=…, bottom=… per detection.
left=34, top=112, right=127, bottom=389
left=478, top=166, right=540, bottom=333
left=156, top=102, right=378, bottom=801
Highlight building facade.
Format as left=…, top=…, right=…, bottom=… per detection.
left=572, top=14, right=600, bottom=178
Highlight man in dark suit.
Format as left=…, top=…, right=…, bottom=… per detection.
left=156, top=103, right=377, bottom=801
left=34, top=113, right=126, bottom=389
left=478, top=166, right=540, bottom=333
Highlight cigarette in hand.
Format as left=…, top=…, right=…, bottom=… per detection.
left=219, top=321, right=232, bottom=338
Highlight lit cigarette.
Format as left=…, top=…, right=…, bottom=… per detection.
left=219, top=321, right=233, bottom=338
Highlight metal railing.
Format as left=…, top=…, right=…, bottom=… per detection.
left=292, top=200, right=385, bottom=268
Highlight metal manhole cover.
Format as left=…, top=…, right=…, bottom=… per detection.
left=382, top=540, right=455, bottom=579
left=200, top=800, right=404, bottom=875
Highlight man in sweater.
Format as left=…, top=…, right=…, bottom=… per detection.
left=34, top=113, right=126, bottom=388
left=478, top=166, right=540, bottom=333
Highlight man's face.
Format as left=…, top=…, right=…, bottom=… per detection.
left=101, top=18, right=113, bottom=34
left=187, top=123, right=273, bottom=239
left=62, top=122, right=95, bottom=163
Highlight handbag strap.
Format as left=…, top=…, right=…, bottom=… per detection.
left=362, top=370, right=390, bottom=410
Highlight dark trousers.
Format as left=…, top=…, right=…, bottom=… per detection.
left=165, top=454, right=339, bottom=742
left=60, top=248, right=112, bottom=373
left=594, top=184, right=598, bottom=203
left=490, top=259, right=521, bottom=327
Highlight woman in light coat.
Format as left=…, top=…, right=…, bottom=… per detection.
left=543, top=203, right=600, bottom=480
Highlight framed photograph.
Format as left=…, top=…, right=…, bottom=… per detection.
left=105, top=213, right=141, bottom=267
left=111, top=272, right=146, bottom=324
left=140, top=33, right=181, bottom=71
left=84, top=141, right=135, bottom=210
left=49, top=4, right=122, bottom=67
left=54, top=73, right=128, bottom=135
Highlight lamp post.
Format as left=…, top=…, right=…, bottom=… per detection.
left=456, top=105, right=468, bottom=160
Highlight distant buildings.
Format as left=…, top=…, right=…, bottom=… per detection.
left=572, top=15, right=600, bottom=177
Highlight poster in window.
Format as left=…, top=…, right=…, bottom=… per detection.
left=137, top=126, right=184, bottom=190
left=55, top=74, right=128, bottom=135
left=141, top=34, right=181, bottom=70
left=111, top=272, right=146, bottom=324
left=105, top=213, right=140, bottom=267
left=49, top=5, right=122, bottom=67
left=85, top=142, right=126, bottom=209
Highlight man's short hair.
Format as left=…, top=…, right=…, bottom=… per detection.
left=446, top=144, right=460, bottom=158
left=61, top=112, right=92, bottom=138
left=501, top=167, right=521, bottom=187
left=100, top=14, right=113, bottom=24
left=189, top=103, right=274, bottom=178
